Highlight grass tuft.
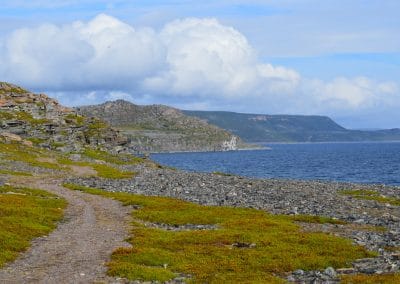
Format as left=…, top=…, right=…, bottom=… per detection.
left=340, top=189, right=400, bottom=206
left=341, top=273, right=400, bottom=284
left=83, top=148, right=144, bottom=165
left=290, top=214, right=347, bottom=225
left=0, top=169, right=33, bottom=176
left=91, top=164, right=136, bottom=179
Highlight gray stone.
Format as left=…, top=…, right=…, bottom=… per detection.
left=324, top=267, right=337, bottom=278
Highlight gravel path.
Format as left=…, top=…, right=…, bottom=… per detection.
left=0, top=178, right=132, bottom=284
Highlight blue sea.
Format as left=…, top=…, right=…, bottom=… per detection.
left=151, top=142, right=400, bottom=186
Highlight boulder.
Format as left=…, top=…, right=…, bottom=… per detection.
left=0, top=132, right=23, bottom=142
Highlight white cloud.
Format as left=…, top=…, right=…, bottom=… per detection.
left=0, top=14, right=398, bottom=123
left=107, top=91, right=133, bottom=101
left=302, top=77, right=399, bottom=112
left=143, top=18, right=301, bottom=98
left=1, top=14, right=165, bottom=91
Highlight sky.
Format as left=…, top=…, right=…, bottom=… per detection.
left=0, top=0, right=399, bottom=129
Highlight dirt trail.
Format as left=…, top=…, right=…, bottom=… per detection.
left=0, top=178, right=132, bottom=284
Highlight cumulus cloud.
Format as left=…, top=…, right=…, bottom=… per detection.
left=1, top=14, right=165, bottom=91
left=0, top=14, right=398, bottom=121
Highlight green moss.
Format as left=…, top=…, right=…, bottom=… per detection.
left=26, top=137, right=46, bottom=145
left=64, top=183, right=375, bottom=283
left=64, top=113, right=85, bottom=127
left=57, top=154, right=135, bottom=179
left=91, top=164, right=135, bottom=179
left=341, top=273, right=400, bottom=284
left=15, top=111, right=49, bottom=125
left=0, top=169, right=33, bottom=176
left=84, top=119, right=109, bottom=138
left=290, top=214, right=347, bottom=225
left=0, top=112, right=15, bottom=120
left=0, top=185, right=66, bottom=268
left=83, top=148, right=144, bottom=165
left=0, top=83, right=28, bottom=94
left=108, top=259, right=177, bottom=283
left=50, top=142, right=65, bottom=148
left=0, top=142, right=64, bottom=170
left=340, top=189, right=400, bottom=206
left=35, top=101, right=45, bottom=108
left=212, top=171, right=233, bottom=176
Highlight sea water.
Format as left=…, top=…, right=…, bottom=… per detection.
left=151, top=142, right=400, bottom=186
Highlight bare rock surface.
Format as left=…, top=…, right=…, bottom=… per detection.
left=0, top=178, right=132, bottom=284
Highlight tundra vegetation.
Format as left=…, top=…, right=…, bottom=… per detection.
left=64, top=183, right=377, bottom=283
left=340, top=189, right=400, bottom=206
left=0, top=185, right=66, bottom=267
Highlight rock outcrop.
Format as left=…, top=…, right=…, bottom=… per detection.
left=0, top=82, right=128, bottom=153
left=77, top=100, right=247, bottom=153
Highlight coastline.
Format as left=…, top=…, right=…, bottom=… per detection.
left=258, top=140, right=400, bottom=145
left=66, top=163, right=400, bottom=282
left=135, top=140, right=400, bottom=155
left=145, top=144, right=267, bottom=155
left=149, top=141, right=400, bottom=187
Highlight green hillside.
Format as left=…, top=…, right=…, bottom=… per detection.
left=183, top=110, right=400, bottom=142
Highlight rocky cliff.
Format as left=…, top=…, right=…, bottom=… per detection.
left=0, top=82, right=128, bottom=152
left=76, top=100, right=246, bottom=153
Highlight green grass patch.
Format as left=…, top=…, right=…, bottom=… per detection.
left=0, top=144, right=63, bottom=170
left=212, top=171, right=233, bottom=176
left=64, top=113, right=85, bottom=126
left=26, top=137, right=46, bottom=145
left=0, top=142, right=64, bottom=170
left=290, top=214, right=347, bottom=225
left=91, top=164, right=135, bottom=179
left=64, top=183, right=375, bottom=283
left=0, top=110, right=48, bottom=126
left=340, top=189, right=400, bottom=206
left=0, top=169, right=33, bottom=176
left=341, top=273, right=400, bottom=284
left=50, top=142, right=65, bottom=148
left=83, top=148, right=144, bottom=165
left=57, top=153, right=136, bottom=179
left=15, top=111, right=49, bottom=126
left=0, top=185, right=66, bottom=268
left=84, top=118, right=109, bottom=138
left=0, top=82, right=28, bottom=94
left=0, top=112, right=15, bottom=120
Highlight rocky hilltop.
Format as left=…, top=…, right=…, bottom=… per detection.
left=77, top=100, right=247, bottom=153
left=0, top=82, right=128, bottom=153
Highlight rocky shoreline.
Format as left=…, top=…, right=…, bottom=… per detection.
left=66, top=165, right=400, bottom=283
left=146, top=143, right=266, bottom=154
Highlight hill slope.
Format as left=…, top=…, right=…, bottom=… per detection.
left=183, top=110, right=400, bottom=142
left=76, top=100, right=247, bottom=153
left=0, top=82, right=128, bottom=152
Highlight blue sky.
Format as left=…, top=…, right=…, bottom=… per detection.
left=0, top=0, right=399, bottom=128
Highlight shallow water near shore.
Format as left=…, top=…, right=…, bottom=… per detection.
left=151, top=141, right=400, bottom=186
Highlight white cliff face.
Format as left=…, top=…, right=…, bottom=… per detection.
left=221, top=136, right=238, bottom=151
